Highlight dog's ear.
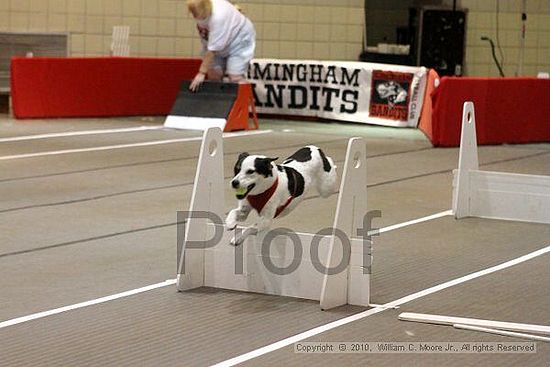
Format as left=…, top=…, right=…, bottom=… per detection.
left=268, top=157, right=278, bottom=162
left=254, top=157, right=275, bottom=177
left=234, top=152, right=250, bottom=175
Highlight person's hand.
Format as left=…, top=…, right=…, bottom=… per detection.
left=189, top=72, right=206, bottom=92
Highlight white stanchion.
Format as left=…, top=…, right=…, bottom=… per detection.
left=399, top=312, right=550, bottom=336
left=176, top=128, right=371, bottom=310
left=453, top=101, right=550, bottom=224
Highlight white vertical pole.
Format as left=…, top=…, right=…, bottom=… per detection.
left=453, top=102, right=479, bottom=219
left=320, top=137, right=368, bottom=310
left=177, top=128, right=225, bottom=291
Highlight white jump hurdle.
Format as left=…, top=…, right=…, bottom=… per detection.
left=452, top=101, right=550, bottom=224
left=176, top=127, right=371, bottom=310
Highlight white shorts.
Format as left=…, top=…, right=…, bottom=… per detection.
left=211, top=18, right=255, bottom=76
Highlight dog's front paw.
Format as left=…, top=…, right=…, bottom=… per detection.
left=225, top=214, right=237, bottom=231
left=226, top=222, right=237, bottom=231
left=230, top=233, right=244, bottom=246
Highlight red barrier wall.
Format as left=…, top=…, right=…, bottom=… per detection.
left=11, top=57, right=201, bottom=119
left=422, top=76, right=550, bottom=147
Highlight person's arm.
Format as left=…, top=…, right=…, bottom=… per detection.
left=190, top=50, right=215, bottom=92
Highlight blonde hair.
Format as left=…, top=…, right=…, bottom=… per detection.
left=186, top=0, right=212, bottom=19
left=231, top=2, right=243, bottom=13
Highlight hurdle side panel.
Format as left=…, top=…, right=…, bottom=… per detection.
left=177, top=128, right=225, bottom=291
left=453, top=101, right=479, bottom=219
left=469, top=170, right=550, bottom=224
left=320, top=137, right=369, bottom=310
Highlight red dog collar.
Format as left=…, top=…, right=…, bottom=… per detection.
left=246, top=178, right=293, bottom=218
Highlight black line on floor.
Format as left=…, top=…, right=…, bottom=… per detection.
left=480, top=150, right=550, bottom=168
left=0, top=183, right=187, bottom=214
left=368, top=146, right=432, bottom=158
left=0, top=157, right=188, bottom=184
left=0, top=222, right=178, bottom=259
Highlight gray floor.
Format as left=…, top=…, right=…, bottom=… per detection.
left=0, top=114, right=548, bottom=366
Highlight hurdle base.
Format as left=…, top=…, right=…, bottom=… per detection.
left=164, top=116, right=226, bottom=131
left=177, top=224, right=371, bottom=306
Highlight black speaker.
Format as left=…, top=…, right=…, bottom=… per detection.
left=414, top=7, right=467, bottom=76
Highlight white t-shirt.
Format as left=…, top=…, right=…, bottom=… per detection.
left=196, top=0, right=247, bottom=55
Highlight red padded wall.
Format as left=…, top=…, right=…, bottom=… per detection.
left=423, top=76, right=550, bottom=146
left=11, top=57, right=201, bottom=118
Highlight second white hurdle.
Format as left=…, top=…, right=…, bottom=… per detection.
left=453, top=101, right=550, bottom=224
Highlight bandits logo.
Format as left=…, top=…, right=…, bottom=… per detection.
left=369, top=70, right=413, bottom=121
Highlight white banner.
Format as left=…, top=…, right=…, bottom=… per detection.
left=247, top=59, right=428, bottom=128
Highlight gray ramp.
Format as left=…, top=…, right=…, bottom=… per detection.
left=169, top=81, right=238, bottom=119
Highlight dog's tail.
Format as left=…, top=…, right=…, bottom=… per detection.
left=313, top=147, right=338, bottom=198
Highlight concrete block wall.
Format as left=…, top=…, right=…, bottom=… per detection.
left=0, top=0, right=365, bottom=61
left=0, top=0, right=548, bottom=76
left=462, top=0, right=550, bottom=76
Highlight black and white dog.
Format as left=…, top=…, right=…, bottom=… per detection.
left=226, top=146, right=337, bottom=245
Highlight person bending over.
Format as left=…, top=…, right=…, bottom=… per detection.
left=187, top=0, right=256, bottom=91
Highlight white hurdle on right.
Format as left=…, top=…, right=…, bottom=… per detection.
left=453, top=101, right=550, bottom=224
left=176, top=127, right=371, bottom=310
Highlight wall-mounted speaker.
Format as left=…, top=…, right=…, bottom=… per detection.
left=413, top=7, right=467, bottom=76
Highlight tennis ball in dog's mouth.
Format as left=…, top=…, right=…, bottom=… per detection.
left=236, top=187, right=247, bottom=196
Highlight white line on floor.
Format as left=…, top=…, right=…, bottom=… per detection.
left=0, top=130, right=273, bottom=161
left=370, top=209, right=453, bottom=236
left=0, top=126, right=165, bottom=143
left=211, top=245, right=550, bottom=367
left=0, top=280, right=176, bottom=329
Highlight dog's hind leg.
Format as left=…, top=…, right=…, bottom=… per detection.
left=316, top=153, right=338, bottom=198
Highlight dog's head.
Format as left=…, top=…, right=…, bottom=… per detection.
left=231, top=152, right=278, bottom=199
